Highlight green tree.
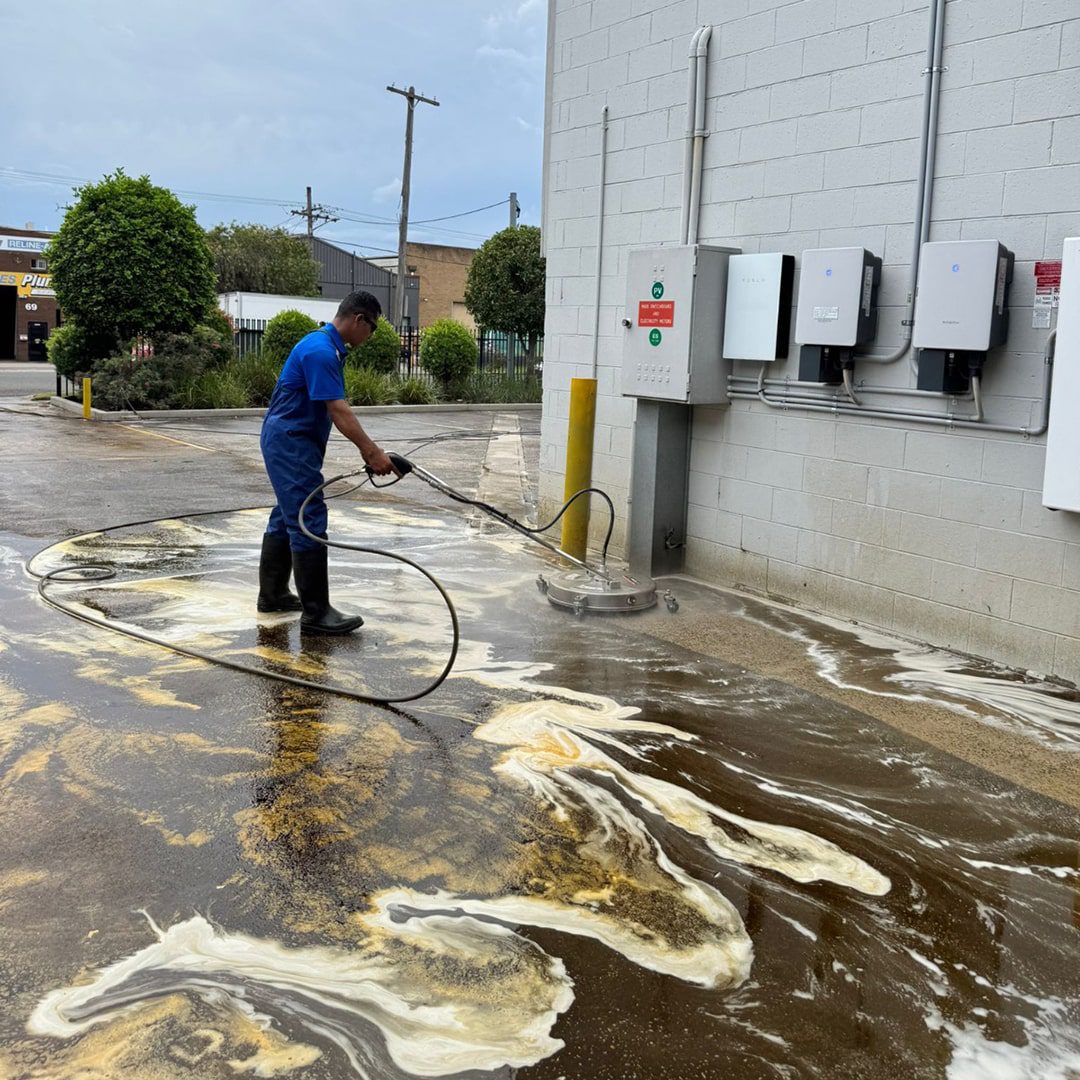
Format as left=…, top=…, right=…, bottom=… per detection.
left=420, top=318, right=478, bottom=391
left=261, top=310, right=319, bottom=367
left=206, top=223, right=320, bottom=296
left=346, top=316, right=400, bottom=374
left=464, top=225, right=545, bottom=375
left=47, top=171, right=216, bottom=359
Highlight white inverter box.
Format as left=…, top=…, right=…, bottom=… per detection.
left=1042, top=237, right=1080, bottom=512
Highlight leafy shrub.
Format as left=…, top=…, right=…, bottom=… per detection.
left=344, top=367, right=394, bottom=406
left=181, top=368, right=249, bottom=409
left=420, top=319, right=477, bottom=388
left=393, top=375, right=438, bottom=405
left=454, top=371, right=543, bottom=404
left=231, top=353, right=281, bottom=406
left=346, top=316, right=400, bottom=374
left=90, top=328, right=222, bottom=410
left=47, top=322, right=110, bottom=379
left=261, top=310, right=318, bottom=367
left=201, top=307, right=235, bottom=358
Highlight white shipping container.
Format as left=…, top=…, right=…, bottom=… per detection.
left=218, top=292, right=340, bottom=326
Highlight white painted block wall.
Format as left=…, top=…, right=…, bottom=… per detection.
left=541, top=0, right=1080, bottom=683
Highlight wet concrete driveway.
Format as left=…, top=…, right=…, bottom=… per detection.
left=0, top=405, right=1077, bottom=1078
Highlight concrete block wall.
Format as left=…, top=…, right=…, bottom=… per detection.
left=542, top=0, right=1080, bottom=683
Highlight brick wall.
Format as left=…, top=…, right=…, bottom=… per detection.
left=542, top=0, right=1080, bottom=682
left=406, top=243, right=477, bottom=328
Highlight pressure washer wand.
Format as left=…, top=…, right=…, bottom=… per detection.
left=381, top=452, right=615, bottom=583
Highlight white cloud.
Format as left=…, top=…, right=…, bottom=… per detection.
left=372, top=178, right=402, bottom=204
left=476, top=44, right=542, bottom=67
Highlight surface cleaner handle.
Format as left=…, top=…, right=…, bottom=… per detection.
left=388, top=452, right=414, bottom=475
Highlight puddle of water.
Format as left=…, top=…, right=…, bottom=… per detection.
left=1, top=511, right=1078, bottom=1079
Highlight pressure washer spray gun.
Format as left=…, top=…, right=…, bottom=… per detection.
left=371, top=452, right=677, bottom=617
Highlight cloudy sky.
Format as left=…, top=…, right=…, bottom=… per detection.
left=0, top=0, right=547, bottom=255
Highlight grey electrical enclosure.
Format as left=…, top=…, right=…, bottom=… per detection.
left=794, top=247, right=881, bottom=384
left=913, top=240, right=1013, bottom=351
left=795, top=247, right=881, bottom=348
left=622, top=244, right=740, bottom=404
left=913, top=240, right=1014, bottom=393
left=723, top=253, right=795, bottom=362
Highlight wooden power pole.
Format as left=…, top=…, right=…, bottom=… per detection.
left=290, top=186, right=337, bottom=238
left=387, top=84, right=440, bottom=327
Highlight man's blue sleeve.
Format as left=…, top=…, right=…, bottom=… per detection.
left=301, top=343, right=346, bottom=402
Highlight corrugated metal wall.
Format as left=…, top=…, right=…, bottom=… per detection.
left=311, top=237, right=419, bottom=323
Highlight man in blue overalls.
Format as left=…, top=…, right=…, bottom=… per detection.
left=258, top=290, right=395, bottom=634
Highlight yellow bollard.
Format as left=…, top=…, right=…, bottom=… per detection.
left=560, top=377, right=598, bottom=561
left=82, top=377, right=92, bottom=420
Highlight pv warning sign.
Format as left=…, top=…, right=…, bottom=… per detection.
left=638, top=300, right=675, bottom=327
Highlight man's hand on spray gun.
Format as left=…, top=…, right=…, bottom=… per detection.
left=361, top=445, right=399, bottom=477
left=362, top=447, right=412, bottom=486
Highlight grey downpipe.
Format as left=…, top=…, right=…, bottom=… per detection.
left=591, top=106, right=609, bottom=379
left=680, top=28, right=704, bottom=244
left=860, top=0, right=945, bottom=364
left=680, top=27, right=706, bottom=245
left=540, top=0, right=557, bottom=258
left=729, top=330, right=1055, bottom=437
left=686, top=26, right=713, bottom=245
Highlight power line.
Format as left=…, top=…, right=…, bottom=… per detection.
left=0, top=167, right=300, bottom=208
left=1, top=166, right=510, bottom=240
left=412, top=199, right=506, bottom=224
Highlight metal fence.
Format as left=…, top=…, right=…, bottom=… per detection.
left=232, top=322, right=543, bottom=380
left=394, top=326, right=542, bottom=380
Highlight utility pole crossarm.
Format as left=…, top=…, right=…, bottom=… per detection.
left=386, top=85, right=441, bottom=108
left=290, top=185, right=338, bottom=239
left=387, top=84, right=440, bottom=327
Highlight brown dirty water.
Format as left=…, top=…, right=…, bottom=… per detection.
left=0, top=505, right=1077, bottom=1079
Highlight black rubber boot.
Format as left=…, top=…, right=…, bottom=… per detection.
left=257, top=534, right=302, bottom=613
left=291, top=546, right=364, bottom=635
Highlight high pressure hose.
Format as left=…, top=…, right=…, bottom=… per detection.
left=27, top=449, right=617, bottom=707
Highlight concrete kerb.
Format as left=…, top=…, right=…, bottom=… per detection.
left=50, top=397, right=542, bottom=422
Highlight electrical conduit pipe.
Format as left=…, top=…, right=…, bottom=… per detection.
left=560, top=106, right=609, bottom=560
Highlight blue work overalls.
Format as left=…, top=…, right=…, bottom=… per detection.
left=260, top=325, right=347, bottom=551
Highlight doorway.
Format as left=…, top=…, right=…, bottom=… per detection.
left=28, top=321, right=49, bottom=362
left=0, top=286, right=15, bottom=360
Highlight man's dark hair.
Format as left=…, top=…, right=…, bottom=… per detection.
left=337, top=290, right=382, bottom=321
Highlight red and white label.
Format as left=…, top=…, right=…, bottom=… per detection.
left=638, top=300, right=675, bottom=327
left=1035, top=261, right=1062, bottom=287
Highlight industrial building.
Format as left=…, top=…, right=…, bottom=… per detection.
left=540, top=2, right=1080, bottom=683
left=308, top=236, right=419, bottom=326
left=0, top=227, right=57, bottom=363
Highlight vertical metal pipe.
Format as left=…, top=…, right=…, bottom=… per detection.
left=82, top=377, right=91, bottom=420
left=591, top=106, right=609, bottom=380
left=681, top=27, right=705, bottom=245
left=560, top=377, right=598, bottom=561
left=862, top=0, right=943, bottom=364
left=687, top=27, right=712, bottom=246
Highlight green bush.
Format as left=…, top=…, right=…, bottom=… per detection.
left=200, top=307, right=235, bottom=358
left=346, top=316, right=399, bottom=374
left=261, top=310, right=318, bottom=367
left=231, top=353, right=281, bottom=406
left=344, top=367, right=394, bottom=406
left=420, top=319, right=477, bottom=388
left=451, top=370, right=543, bottom=405
left=393, top=375, right=438, bottom=405
left=181, top=368, right=249, bottom=409
left=91, top=328, right=222, bottom=410
left=47, top=322, right=110, bottom=379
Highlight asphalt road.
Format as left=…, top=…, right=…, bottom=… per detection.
left=0, top=360, right=56, bottom=398
left=0, top=405, right=1077, bottom=1079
